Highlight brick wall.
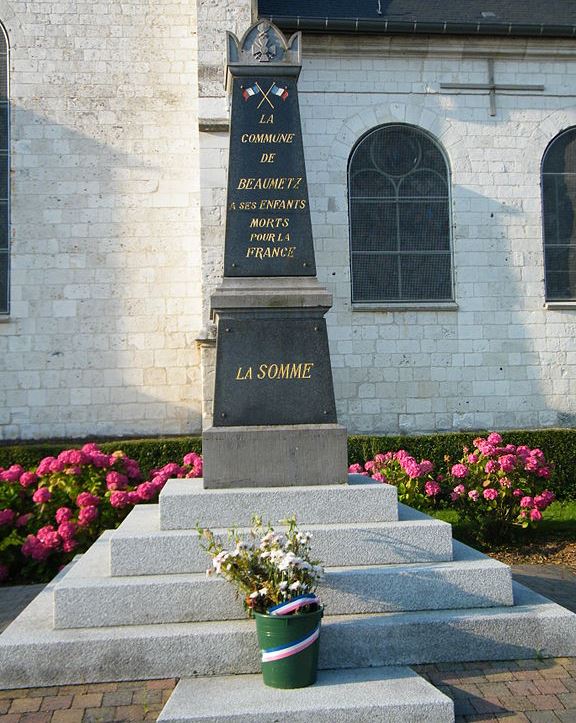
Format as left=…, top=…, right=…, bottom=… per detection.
left=0, top=0, right=202, bottom=439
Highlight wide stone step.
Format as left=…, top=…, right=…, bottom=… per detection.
left=1, top=577, right=574, bottom=689
left=53, top=537, right=513, bottom=629
left=110, top=503, right=453, bottom=577
left=157, top=667, right=455, bottom=722
left=159, top=476, right=398, bottom=530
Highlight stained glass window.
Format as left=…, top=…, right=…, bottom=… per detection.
left=348, top=124, right=452, bottom=304
left=542, top=128, right=576, bottom=301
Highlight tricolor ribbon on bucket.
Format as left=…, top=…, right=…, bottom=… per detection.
left=261, top=624, right=321, bottom=663
left=267, top=594, right=320, bottom=616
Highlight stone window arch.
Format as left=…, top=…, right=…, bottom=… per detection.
left=542, top=127, right=576, bottom=301
left=348, top=124, right=453, bottom=304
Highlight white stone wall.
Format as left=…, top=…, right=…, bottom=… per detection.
left=302, top=36, right=576, bottom=434
left=197, top=30, right=576, bottom=434
left=0, top=0, right=202, bottom=439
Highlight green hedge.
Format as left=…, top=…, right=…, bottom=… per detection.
left=0, top=437, right=202, bottom=479
left=348, top=429, right=576, bottom=500
left=1, top=429, right=575, bottom=499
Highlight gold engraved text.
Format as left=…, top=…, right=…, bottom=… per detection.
left=237, top=177, right=302, bottom=191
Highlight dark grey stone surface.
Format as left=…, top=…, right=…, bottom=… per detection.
left=224, top=74, right=315, bottom=277
left=213, top=312, right=337, bottom=426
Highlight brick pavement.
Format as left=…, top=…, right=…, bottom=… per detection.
left=0, top=565, right=574, bottom=722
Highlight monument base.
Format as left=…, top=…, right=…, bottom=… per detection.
left=202, top=424, right=348, bottom=489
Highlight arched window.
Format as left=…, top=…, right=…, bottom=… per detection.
left=0, top=25, right=8, bottom=314
left=348, top=124, right=452, bottom=304
left=542, top=128, right=576, bottom=301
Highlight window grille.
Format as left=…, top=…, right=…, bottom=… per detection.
left=348, top=124, right=452, bottom=304
left=0, top=25, right=8, bottom=314
left=542, top=128, right=576, bottom=301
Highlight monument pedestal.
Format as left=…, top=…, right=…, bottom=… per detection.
left=203, top=423, right=347, bottom=488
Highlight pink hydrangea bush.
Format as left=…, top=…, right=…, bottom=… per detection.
left=350, top=450, right=441, bottom=509
left=0, top=445, right=203, bottom=583
left=445, top=433, right=555, bottom=543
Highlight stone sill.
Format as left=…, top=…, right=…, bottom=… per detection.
left=545, top=301, right=576, bottom=310
left=352, top=302, right=459, bottom=312
left=0, top=314, right=10, bottom=323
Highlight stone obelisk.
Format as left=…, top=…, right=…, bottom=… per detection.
left=202, top=21, right=347, bottom=489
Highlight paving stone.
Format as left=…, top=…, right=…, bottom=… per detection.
left=101, top=690, right=133, bottom=707
left=534, top=679, right=569, bottom=694
left=528, top=694, right=564, bottom=710
left=40, top=695, right=74, bottom=711
left=9, top=697, right=41, bottom=713
left=51, top=710, right=85, bottom=723
left=71, top=694, right=102, bottom=709
left=82, top=706, right=117, bottom=722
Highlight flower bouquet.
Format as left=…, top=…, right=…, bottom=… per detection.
left=197, top=515, right=324, bottom=688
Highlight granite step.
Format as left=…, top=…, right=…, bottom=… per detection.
left=157, top=667, right=455, bottom=722
left=1, top=575, right=574, bottom=689
left=159, top=476, right=398, bottom=530
left=53, top=536, right=513, bottom=629
left=110, top=503, right=454, bottom=577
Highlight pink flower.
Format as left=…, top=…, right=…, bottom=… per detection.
left=22, top=535, right=50, bottom=561
left=78, top=505, right=99, bottom=526
left=106, top=471, right=129, bottom=491
left=81, top=443, right=100, bottom=454
left=499, top=477, right=512, bottom=488
left=516, top=446, right=531, bottom=460
left=32, top=487, right=52, bottom=504
left=372, top=472, right=387, bottom=482
left=520, top=496, right=534, bottom=508
left=468, top=490, right=480, bottom=501
left=110, top=491, right=130, bottom=509
left=477, top=442, right=497, bottom=457
left=364, top=461, right=375, bottom=472
left=348, top=463, right=364, bottom=474
left=153, top=462, right=182, bottom=478
left=451, top=464, right=469, bottom=478
left=135, top=482, right=156, bottom=502
left=122, top=459, right=141, bottom=480
left=467, top=454, right=479, bottom=464
left=57, top=521, right=76, bottom=541
left=36, top=457, right=56, bottom=476
left=485, top=460, right=500, bottom=474
left=55, top=507, right=73, bottom=524
left=499, top=455, right=517, bottom=473
left=419, top=460, right=434, bottom=476
left=513, top=488, right=524, bottom=497
left=62, top=539, right=78, bottom=553
left=1, top=464, right=24, bottom=483
left=49, top=458, right=65, bottom=474
left=483, top=488, right=498, bottom=501
left=425, top=480, right=441, bottom=497
left=16, top=513, right=32, bottom=528
left=530, top=509, right=543, bottom=522
left=0, top=509, right=16, bottom=526
left=541, top=490, right=556, bottom=504
left=373, top=453, right=387, bottom=464
left=536, top=467, right=550, bottom=478
left=450, top=491, right=460, bottom=501
left=403, top=459, right=422, bottom=479
left=91, top=452, right=111, bottom=468
left=127, top=491, right=140, bottom=505
left=36, top=525, right=61, bottom=550
left=76, top=492, right=100, bottom=508
left=19, top=471, right=38, bottom=488
left=487, top=432, right=503, bottom=444
left=58, top=449, right=86, bottom=466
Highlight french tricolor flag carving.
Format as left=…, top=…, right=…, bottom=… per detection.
left=271, top=83, right=289, bottom=100
left=242, top=84, right=260, bottom=101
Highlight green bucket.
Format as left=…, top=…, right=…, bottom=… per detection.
left=254, top=606, right=323, bottom=689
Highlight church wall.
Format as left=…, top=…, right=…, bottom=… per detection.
left=0, top=0, right=203, bottom=440
left=196, top=27, right=576, bottom=434
left=299, top=37, right=576, bottom=434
